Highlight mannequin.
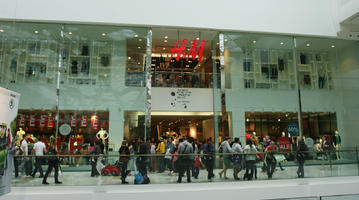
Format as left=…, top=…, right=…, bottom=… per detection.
left=16, top=128, right=25, bottom=146
left=333, top=130, right=341, bottom=160
left=251, top=132, right=258, bottom=145
left=96, top=128, right=108, bottom=143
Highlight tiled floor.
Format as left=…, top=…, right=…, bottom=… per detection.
left=11, top=163, right=359, bottom=186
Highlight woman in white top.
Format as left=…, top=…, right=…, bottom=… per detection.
left=150, top=140, right=157, bottom=172
left=243, top=139, right=258, bottom=180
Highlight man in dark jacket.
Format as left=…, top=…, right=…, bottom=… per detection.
left=137, top=138, right=150, bottom=181
left=119, top=141, right=130, bottom=184
left=296, top=139, right=308, bottom=178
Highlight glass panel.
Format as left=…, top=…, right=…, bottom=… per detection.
left=56, top=24, right=147, bottom=171
left=295, top=37, right=359, bottom=177
left=224, top=33, right=295, bottom=90
left=0, top=22, right=61, bottom=184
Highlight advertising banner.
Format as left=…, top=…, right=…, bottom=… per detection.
left=0, top=87, right=20, bottom=196
left=152, top=88, right=213, bottom=111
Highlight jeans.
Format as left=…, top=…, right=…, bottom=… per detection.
left=157, top=156, right=165, bottom=172
left=319, top=76, right=325, bottom=88
left=193, top=167, right=200, bottom=178
left=43, top=160, right=59, bottom=183
left=91, top=158, right=99, bottom=177
left=120, top=162, right=128, bottom=182
left=244, top=160, right=256, bottom=180
left=177, top=158, right=192, bottom=183
left=266, top=158, right=276, bottom=178
left=138, top=160, right=147, bottom=177
left=297, top=156, right=305, bottom=178
left=14, top=157, right=19, bottom=177
left=205, top=159, right=214, bottom=180
left=165, top=158, right=173, bottom=171
left=32, top=157, right=44, bottom=177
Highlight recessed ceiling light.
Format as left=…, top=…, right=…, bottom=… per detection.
left=34, top=30, right=39, bottom=34
left=224, top=39, right=228, bottom=42
left=164, top=40, right=167, bottom=43
left=196, top=37, right=200, bottom=40
left=104, top=74, right=108, bottom=78
left=134, top=34, right=138, bottom=37
left=102, top=33, right=106, bottom=36
left=252, top=40, right=257, bottom=44
left=137, top=62, right=141, bottom=65
left=138, top=39, right=142, bottom=42
left=128, top=57, right=131, bottom=60
left=138, top=46, right=141, bottom=49
left=246, top=118, right=249, bottom=122
left=306, top=43, right=310, bottom=47
left=163, top=47, right=166, bottom=50
left=216, top=42, right=219, bottom=45
left=164, top=36, right=168, bottom=39
left=331, top=44, right=335, bottom=48
left=280, top=42, right=284, bottom=45
left=0, top=29, right=4, bottom=33
left=278, top=119, right=281, bottom=122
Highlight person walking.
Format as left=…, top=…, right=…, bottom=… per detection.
left=31, top=138, right=47, bottom=178
left=296, top=139, right=308, bottom=178
left=265, top=141, right=278, bottom=179
left=119, top=141, right=131, bottom=184
left=232, top=137, right=243, bottom=180
left=42, top=141, right=62, bottom=184
left=89, top=141, right=101, bottom=177
left=243, top=139, right=257, bottom=180
left=137, top=137, right=150, bottom=182
left=177, top=137, right=193, bottom=183
left=156, top=137, right=165, bottom=173
left=203, top=139, right=215, bottom=181
left=219, top=137, right=233, bottom=179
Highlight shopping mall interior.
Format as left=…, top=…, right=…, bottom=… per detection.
left=0, top=0, right=359, bottom=199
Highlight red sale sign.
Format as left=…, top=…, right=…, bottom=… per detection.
left=278, top=137, right=291, bottom=152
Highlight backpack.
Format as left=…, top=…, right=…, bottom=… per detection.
left=219, top=144, right=223, bottom=153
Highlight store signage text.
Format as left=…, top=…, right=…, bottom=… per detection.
left=170, top=39, right=205, bottom=62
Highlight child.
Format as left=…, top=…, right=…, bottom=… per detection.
left=193, top=155, right=203, bottom=179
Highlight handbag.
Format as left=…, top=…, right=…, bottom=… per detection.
left=274, top=154, right=286, bottom=162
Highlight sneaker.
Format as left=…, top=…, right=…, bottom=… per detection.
left=42, top=182, right=49, bottom=185
left=55, top=181, right=62, bottom=184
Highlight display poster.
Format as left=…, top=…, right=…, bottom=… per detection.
left=152, top=88, right=213, bottom=111
left=0, top=87, right=20, bottom=196
left=305, top=137, right=314, bottom=150
left=287, top=122, right=299, bottom=136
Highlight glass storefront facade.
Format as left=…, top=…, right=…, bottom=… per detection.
left=1, top=21, right=359, bottom=186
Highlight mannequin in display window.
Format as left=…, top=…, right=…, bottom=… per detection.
left=96, top=128, right=108, bottom=144
left=251, top=132, right=258, bottom=145
left=16, top=128, right=25, bottom=147
left=333, top=130, right=341, bottom=160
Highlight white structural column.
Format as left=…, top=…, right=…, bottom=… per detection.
left=109, top=108, right=123, bottom=151
left=108, top=40, right=126, bottom=151
left=231, top=110, right=246, bottom=144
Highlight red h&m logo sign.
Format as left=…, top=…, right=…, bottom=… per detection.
left=170, top=39, right=205, bottom=62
